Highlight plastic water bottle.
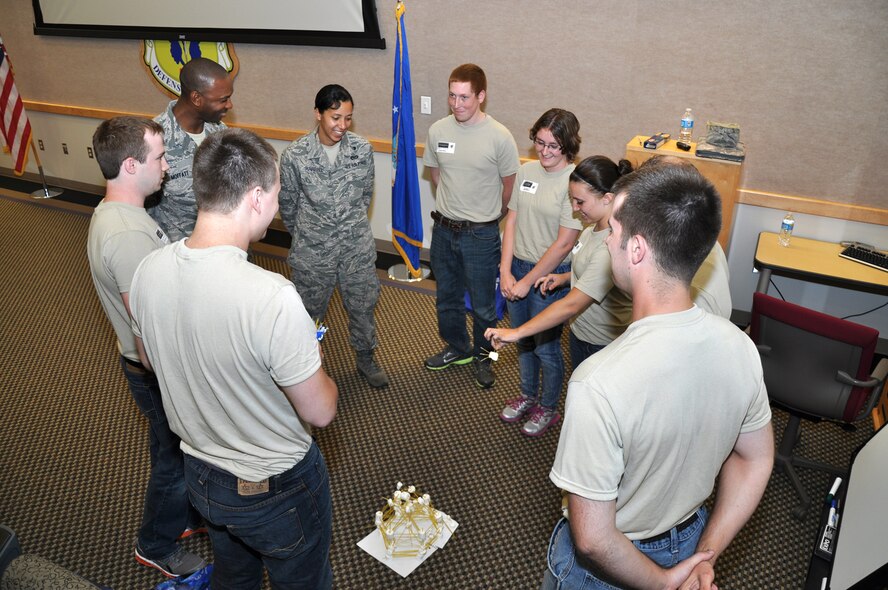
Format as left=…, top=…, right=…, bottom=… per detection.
left=679, top=108, right=694, bottom=143
left=778, top=212, right=794, bottom=247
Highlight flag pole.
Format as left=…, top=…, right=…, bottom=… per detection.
left=28, top=139, right=63, bottom=199
left=387, top=0, right=429, bottom=283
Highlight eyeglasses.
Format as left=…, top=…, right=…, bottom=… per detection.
left=533, top=138, right=562, bottom=152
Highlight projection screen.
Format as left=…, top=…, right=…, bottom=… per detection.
left=33, top=0, right=385, bottom=49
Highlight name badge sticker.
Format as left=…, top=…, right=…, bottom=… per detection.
left=436, top=141, right=456, bottom=154
left=520, top=180, right=539, bottom=194
left=571, top=240, right=583, bottom=255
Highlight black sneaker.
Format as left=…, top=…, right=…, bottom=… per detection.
left=134, top=542, right=206, bottom=578
left=425, top=346, right=473, bottom=370
left=473, top=357, right=495, bottom=389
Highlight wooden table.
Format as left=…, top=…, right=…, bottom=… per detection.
left=754, top=232, right=888, bottom=296
left=625, top=135, right=743, bottom=253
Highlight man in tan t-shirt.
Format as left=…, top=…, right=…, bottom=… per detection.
left=131, top=129, right=338, bottom=589
left=543, top=164, right=773, bottom=590
left=87, top=117, right=206, bottom=577
left=422, top=63, right=519, bottom=389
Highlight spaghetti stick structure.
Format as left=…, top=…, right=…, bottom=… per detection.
left=375, top=482, right=455, bottom=559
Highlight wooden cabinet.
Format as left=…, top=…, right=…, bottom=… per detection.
left=624, top=136, right=744, bottom=253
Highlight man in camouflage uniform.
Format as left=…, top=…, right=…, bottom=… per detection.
left=278, top=84, right=388, bottom=388
left=149, top=57, right=233, bottom=241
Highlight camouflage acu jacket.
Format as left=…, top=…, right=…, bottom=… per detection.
left=148, top=100, right=226, bottom=242
left=278, top=130, right=375, bottom=261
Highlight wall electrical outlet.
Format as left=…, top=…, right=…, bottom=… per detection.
left=87, top=147, right=94, bottom=159
left=62, top=143, right=69, bottom=155
left=420, top=96, right=431, bottom=115
left=38, top=139, right=45, bottom=151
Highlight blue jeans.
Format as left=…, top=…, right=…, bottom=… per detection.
left=120, top=356, right=192, bottom=560
left=507, top=257, right=570, bottom=408
left=541, top=508, right=708, bottom=590
left=430, top=221, right=501, bottom=357
left=185, top=442, right=333, bottom=590
left=568, top=332, right=606, bottom=374
left=120, top=356, right=198, bottom=559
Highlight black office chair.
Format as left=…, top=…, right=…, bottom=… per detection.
left=749, top=293, right=888, bottom=519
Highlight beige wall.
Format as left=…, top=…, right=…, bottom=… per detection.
left=2, top=0, right=887, bottom=208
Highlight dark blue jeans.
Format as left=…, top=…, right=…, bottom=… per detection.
left=184, top=442, right=333, bottom=590
left=430, top=221, right=501, bottom=357
left=507, top=257, right=571, bottom=408
left=568, top=332, right=606, bottom=373
left=119, top=356, right=191, bottom=560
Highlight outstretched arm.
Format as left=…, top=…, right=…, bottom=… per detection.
left=484, top=287, right=593, bottom=349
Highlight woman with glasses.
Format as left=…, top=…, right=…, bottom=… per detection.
left=496, top=108, right=583, bottom=437
left=489, top=155, right=635, bottom=436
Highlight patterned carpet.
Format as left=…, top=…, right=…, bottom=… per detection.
left=0, top=192, right=878, bottom=589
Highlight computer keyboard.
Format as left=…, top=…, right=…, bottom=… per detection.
left=839, top=245, right=888, bottom=272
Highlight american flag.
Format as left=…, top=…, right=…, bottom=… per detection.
left=0, top=36, right=31, bottom=175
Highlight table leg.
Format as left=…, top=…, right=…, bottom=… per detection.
left=755, top=268, right=772, bottom=293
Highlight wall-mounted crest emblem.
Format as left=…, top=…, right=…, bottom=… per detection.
left=142, top=41, right=238, bottom=97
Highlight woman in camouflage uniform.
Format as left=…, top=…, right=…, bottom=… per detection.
left=278, top=84, right=388, bottom=388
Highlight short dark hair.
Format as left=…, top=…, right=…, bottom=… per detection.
left=530, top=109, right=581, bottom=162
left=612, top=164, right=721, bottom=285
left=315, top=84, right=353, bottom=112
left=570, top=155, right=633, bottom=195
left=179, top=57, right=229, bottom=96
left=92, top=116, right=163, bottom=180
left=192, top=129, right=278, bottom=214
left=449, top=63, right=487, bottom=95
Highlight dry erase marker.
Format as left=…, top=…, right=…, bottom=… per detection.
left=826, top=477, right=842, bottom=503
left=828, top=501, right=838, bottom=528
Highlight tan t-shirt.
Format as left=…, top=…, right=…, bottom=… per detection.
left=509, top=161, right=582, bottom=264
left=691, top=242, right=732, bottom=319
left=550, top=306, right=772, bottom=540
left=86, top=200, right=169, bottom=361
left=423, top=114, right=520, bottom=222
left=131, top=242, right=321, bottom=481
left=569, top=226, right=633, bottom=346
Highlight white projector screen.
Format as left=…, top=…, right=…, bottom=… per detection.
left=32, top=0, right=385, bottom=49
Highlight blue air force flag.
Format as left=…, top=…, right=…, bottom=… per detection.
left=391, top=1, right=423, bottom=278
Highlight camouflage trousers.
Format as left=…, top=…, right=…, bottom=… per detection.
left=289, top=247, right=380, bottom=353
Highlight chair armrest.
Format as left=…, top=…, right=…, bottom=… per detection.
left=855, top=358, right=888, bottom=417
left=756, top=344, right=771, bottom=356
left=835, top=370, right=879, bottom=388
